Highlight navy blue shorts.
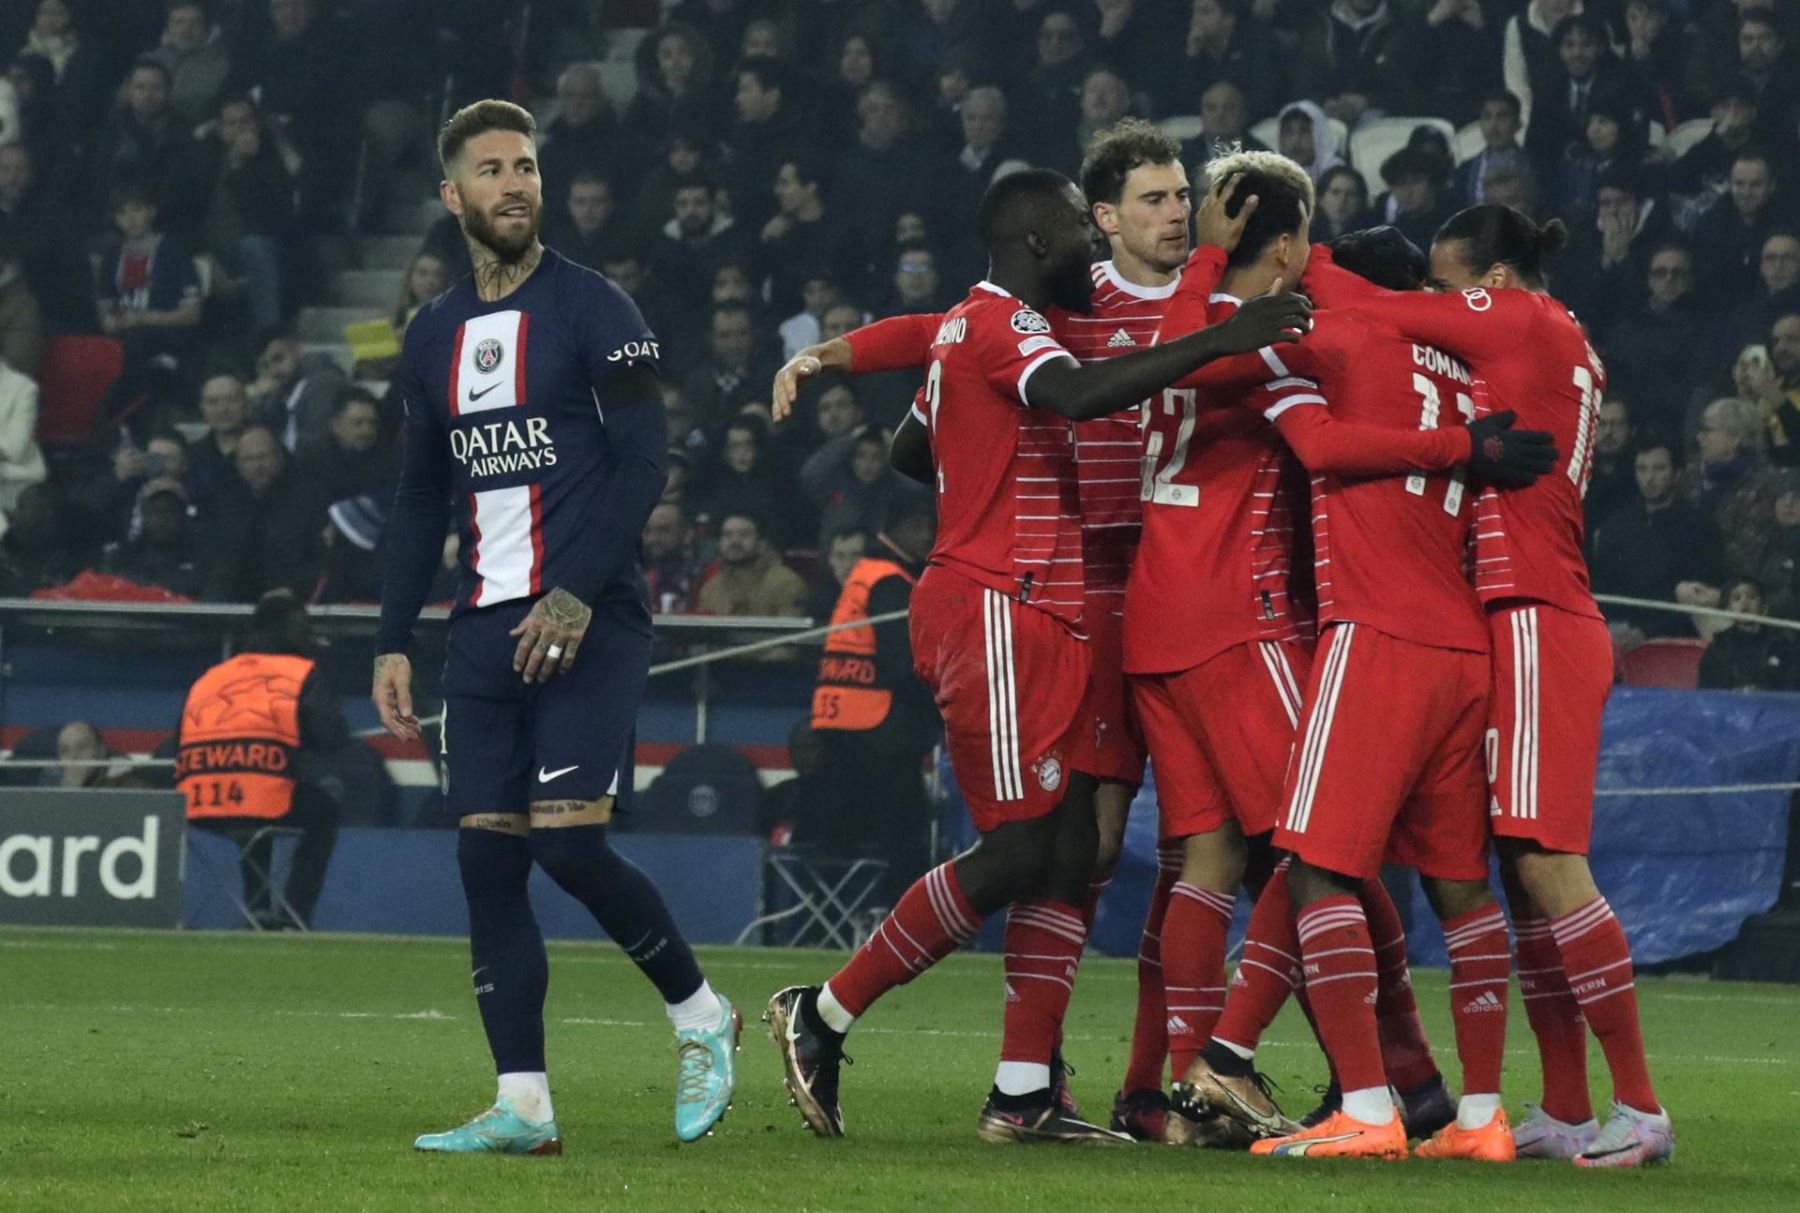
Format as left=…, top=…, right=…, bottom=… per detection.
left=440, top=600, right=651, bottom=818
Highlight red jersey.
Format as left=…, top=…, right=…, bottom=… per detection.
left=847, top=260, right=1178, bottom=613
left=915, top=281, right=1086, bottom=633
left=1123, top=275, right=1318, bottom=675
left=1305, top=251, right=1605, bottom=619
left=1253, top=309, right=1489, bottom=653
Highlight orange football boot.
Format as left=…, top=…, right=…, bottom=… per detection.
left=1249, top=1110, right=1408, bottom=1160
left=1415, top=1109, right=1517, bottom=1162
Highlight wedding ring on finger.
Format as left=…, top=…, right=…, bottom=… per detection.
left=546, top=644, right=564, bottom=659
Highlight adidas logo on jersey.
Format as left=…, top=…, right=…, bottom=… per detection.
left=1463, top=990, right=1505, bottom=1014
left=1107, top=328, right=1137, bottom=348
left=1166, top=1015, right=1191, bottom=1035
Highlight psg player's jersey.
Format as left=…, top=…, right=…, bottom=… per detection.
left=377, top=249, right=661, bottom=651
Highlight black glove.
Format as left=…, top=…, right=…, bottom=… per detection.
left=1464, top=410, right=1558, bottom=488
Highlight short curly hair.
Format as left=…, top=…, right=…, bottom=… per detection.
left=1080, top=117, right=1183, bottom=206
left=1203, top=150, right=1315, bottom=268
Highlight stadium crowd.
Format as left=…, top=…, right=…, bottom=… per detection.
left=0, top=0, right=1796, bottom=685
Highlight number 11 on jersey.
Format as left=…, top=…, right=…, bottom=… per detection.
left=1405, top=373, right=1475, bottom=514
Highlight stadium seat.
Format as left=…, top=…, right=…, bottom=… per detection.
left=184, top=822, right=311, bottom=931
left=734, top=847, right=889, bottom=950
left=1348, top=117, right=1457, bottom=196
left=1619, top=638, right=1708, bottom=689
left=1664, top=117, right=1715, bottom=160
left=1158, top=114, right=1204, bottom=142
left=33, top=335, right=125, bottom=449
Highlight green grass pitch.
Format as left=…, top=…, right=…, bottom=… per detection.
left=3, top=928, right=1798, bottom=1211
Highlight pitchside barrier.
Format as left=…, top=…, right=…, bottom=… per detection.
left=0, top=597, right=1795, bottom=970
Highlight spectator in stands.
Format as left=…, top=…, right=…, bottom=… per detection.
left=0, top=481, right=79, bottom=593
left=43, top=721, right=142, bottom=789
left=650, top=170, right=738, bottom=315
left=0, top=230, right=44, bottom=376
left=778, top=269, right=843, bottom=359
left=1731, top=8, right=1800, bottom=144
left=1727, top=230, right=1800, bottom=350
left=1320, top=0, right=1403, bottom=128
left=624, top=123, right=710, bottom=246
left=203, top=94, right=300, bottom=344
left=104, top=478, right=203, bottom=599
left=927, top=85, right=1027, bottom=281
left=233, top=0, right=358, bottom=228
left=1693, top=149, right=1787, bottom=299
left=1552, top=98, right=1646, bottom=233
left=1747, top=311, right=1800, bottom=463
left=1052, top=66, right=1133, bottom=180
left=1182, top=0, right=1284, bottom=121
left=0, top=143, right=86, bottom=332
left=885, top=246, right=953, bottom=316
left=1586, top=396, right=1640, bottom=531
left=1313, top=165, right=1372, bottom=242
left=820, top=30, right=882, bottom=144
left=670, top=0, right=759, bottom=69
left=1558, top=168, right=1669, bottom=335
left=1620, top=0, right=1693, bottom=126
left=682, top=301, right=778, bottom=432
left=697, top=510, right=806, bottom=617
left=1759, top=469, right=1800, bottom=615
left=1682, top=396, right=1784, bottom=580
left=1699, top=576, right=1800, bottom=689
left=80, top=429, right=190, bottom=548
left=725, top=58, right=807, bottom=237
left=1592, top=438, right=1723, bottom=639
left=644, top=500, right=702, bottom=614
left=701, top=415, right=787, bottom=540
left=1401, top=0, right=1503, bottom=126
left=625, top=23, right=717, bottom=168
left=1455, top=90, right=1536, bottom=208
left=1277, top=100, right=1344, bottom=185
left=185, top=373, right=249, bottom=504
left=1187, top=80, right=1269, bottom=173
left=538, top=62, right=621, bottom=217
left=1526, top=14, right=1641, bottom=164
left=202, top=424, right=326, bottom=601
left=1502, top=0, right=1579, bottom=134
left=1377, top=144, right=1458, bottom=253
left=1481, top=165, right=1541, bottom=213
left=304, top=387, right=391, bottom=504
left=90, top=58, right=209, bottom=239
left=804, top=423, right=928, bottom=553
left=806, top=525, right=867, bottom=621
left=8, top=53, right=64, bottom=184
left=94, top=184, right=203, bottom=403
left=355, top=250, right=449, bottom=379
left=0, top=353, right=44, bottom=537
left=247, top=333, right=347, bottom=456
left=547, top=170, right=622, bottom=272
left=1669, top=78, right=1766, bottom=199
left=1023, top=8, right=1091, bottom=133
left=1605, top=241, right=1716, bottom=429
left=146, top=0, right=231, bottom=126
left=16, top=0, right=102, bottom=134
left=835, top=82, right=927, bottom=266
left=1092, top=0, right=1176, bottom=108
left=760, top=152, right=856, bottom=318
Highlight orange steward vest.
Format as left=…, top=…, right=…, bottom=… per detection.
left=177, top=652, right=314, bottom=820
left=812, top=557, right=914, bottom=732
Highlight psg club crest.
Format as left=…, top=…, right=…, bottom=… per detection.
left=474, top=337, right=505, bottom=374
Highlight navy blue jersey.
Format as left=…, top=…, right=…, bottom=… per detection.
left=377, top=249, right=665, bottom=653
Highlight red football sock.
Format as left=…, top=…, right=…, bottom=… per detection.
left=1121, top=846, right=1179, bottom=1093
left=1514, top=915, right=1592, bottom=1122
left=1213, top=865, right=1301, bottom=1055
left=1361, top=878, right=1439, bottom=1092
left=1161, top=881, right=1234, bottom=1076
left=827, top=862, right=978, bottom=1017
left=1000, top=899, right=1088, bottom=1067
left=1442, top=903, right=1511, bottom=1096
left=1296, top=896, right=1384, bottom=1094
left=1080, top=874, right=1112, bottom=931
left=1552, top=897, right=1659, bottom=1115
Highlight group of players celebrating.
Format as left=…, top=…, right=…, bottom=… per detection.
left=763, top=119, right=1675, bottom=1168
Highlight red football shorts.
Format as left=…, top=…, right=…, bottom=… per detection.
left=1273, top=623, right=1491, bottom=882
left=1069, top=607, right=1147, bottom=785
left=1486, top=602, right=1613, bottom=855
left=910, top=566, right=1089, bottom=833
left=1130, top=638, right=1311, bottom=841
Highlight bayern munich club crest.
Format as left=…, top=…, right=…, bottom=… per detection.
left=1035, top=753, right=1063, bottom=792
left=474, top=337, right=505, bottom=374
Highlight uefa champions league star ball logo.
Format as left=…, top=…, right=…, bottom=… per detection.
left=474, top=338, right=504, bottom=374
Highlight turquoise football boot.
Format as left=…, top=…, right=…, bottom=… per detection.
left=674, top=995, right=742, bottom=1142
left=414, top=1099, right=563, bottom=1156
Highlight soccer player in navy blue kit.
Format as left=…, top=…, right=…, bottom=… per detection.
left=373, top=100, right=739, bottom=1154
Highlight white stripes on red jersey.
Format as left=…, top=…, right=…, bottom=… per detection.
left=447, top=309, right=544, bottom=608
left=1284, top=624, right=1356, bottom=835
left=1294, top=903, right=1379, bottom=987
left=1508, top=607, right=1541, bottom=821
left=1258, top=641, right=1304, bottom=727
left=1250, top=342, right=1327, bottom=420
left=983, top=588, right=1025, bottom=802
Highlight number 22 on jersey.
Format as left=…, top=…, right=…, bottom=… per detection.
left=1140, top=388, right=1198, bottom=507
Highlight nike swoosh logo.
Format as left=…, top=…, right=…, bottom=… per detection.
left=537, top=764, right=579, bottom=782
left=468, top=383, right=501, bottom=402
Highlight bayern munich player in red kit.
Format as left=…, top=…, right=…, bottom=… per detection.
left=1300, top=205, right=1675, bottom=1168
left=765, top=168, right=1313, bottom=1143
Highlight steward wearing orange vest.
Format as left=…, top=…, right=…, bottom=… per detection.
left=178, top=591, right=346, bottom=928
left=807, top=502, right=938, bottom=898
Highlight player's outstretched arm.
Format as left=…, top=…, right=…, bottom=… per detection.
left=1302, top=244, right=1530, bottom=363
left=1025, top=288, right=1312, bottom=420
left=1274, top=406, right=1558, bottom=485
left=891, top=403, right=932, bottom=486
left=771, top=313, right=942, bottom=422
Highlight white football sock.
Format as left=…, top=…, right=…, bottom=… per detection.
left=1215, top=1037, right=1255, bottom=1061
left=1341, top=1085, right=1395, bottom=1125
left=1457, top=1093, right=1501, bottom=1130
left=816, top=983, right=857, bottom=1034
left=497, top=1071, right=554, bottom=1122
left=994, top=1061, right=1052, bottom=1096
left=667, top=980, right=725, bottom=1031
